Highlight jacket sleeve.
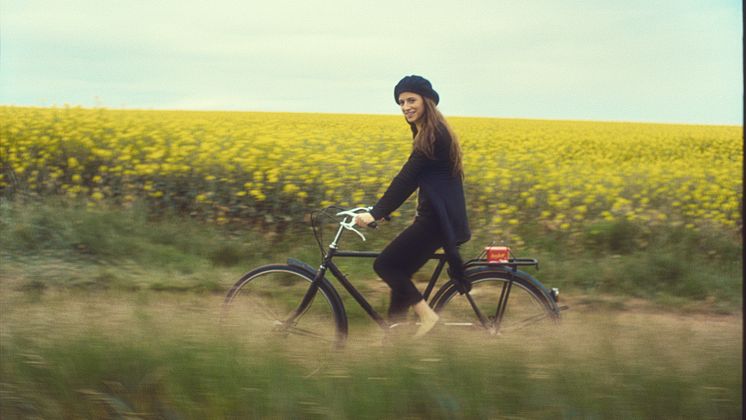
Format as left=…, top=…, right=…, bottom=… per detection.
left=369, top=151, right=429, bottom=220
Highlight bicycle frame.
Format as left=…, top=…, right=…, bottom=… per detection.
left=287, top=217, right=506, bottom=331
left=291, top=251, right=449, bottom=330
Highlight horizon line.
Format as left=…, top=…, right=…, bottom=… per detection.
left=1, top=103, right=742, bottom=127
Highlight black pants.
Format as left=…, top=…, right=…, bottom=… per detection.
left=373, top=217, right=444, bottom=321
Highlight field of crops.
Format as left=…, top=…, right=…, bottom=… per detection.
left=0, top=106, right=741, bottom=244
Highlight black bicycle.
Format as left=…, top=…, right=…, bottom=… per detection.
left=223, top=206, right=565, bottom=347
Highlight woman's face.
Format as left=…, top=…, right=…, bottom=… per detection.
left=398, top=92, right=425, bottom=125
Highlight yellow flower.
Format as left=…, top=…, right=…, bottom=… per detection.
left=0, top=105, right=739, bottom=233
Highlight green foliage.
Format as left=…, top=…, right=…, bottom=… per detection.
left=208, top=243, right=250, bottom=267
left=582, top=219, right=643, bottom=254
left=0, top=200, right=741, bottom=309
left=523, top=218, right=743, bottom=308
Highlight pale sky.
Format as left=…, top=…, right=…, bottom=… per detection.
left=1, top=0, right=742, bottom=124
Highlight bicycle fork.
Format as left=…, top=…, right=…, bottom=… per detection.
left=283, top=233, right=344, bottom=328
left=284, top=266, right=326, bottom=327
left=284, top=220, right=350, bottom=326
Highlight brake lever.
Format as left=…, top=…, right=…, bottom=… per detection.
left=340, top=218, right=367, bottom=241
left=335, top=207, right=376, bottom=241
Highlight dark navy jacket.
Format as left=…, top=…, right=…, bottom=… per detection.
left=370, top=126, right=471, bottom=276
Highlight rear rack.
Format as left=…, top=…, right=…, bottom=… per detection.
left=464, top=258, right=539, bottom=270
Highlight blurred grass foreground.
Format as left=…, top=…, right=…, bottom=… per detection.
left=0, top=106, right=742, bottom=418
left=0, top=292, right=741, bottom=418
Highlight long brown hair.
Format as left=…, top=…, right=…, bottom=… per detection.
left=409, top=97, right=464, bottom=177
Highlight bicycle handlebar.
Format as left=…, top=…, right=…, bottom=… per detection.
left=370, top=214, right=392, bottom=228
left=334, top=206, right=392, bottom=242
left=336, top=207, right=374, bottom=241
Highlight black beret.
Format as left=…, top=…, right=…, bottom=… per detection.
left=394, top=75, right=439, bottom=105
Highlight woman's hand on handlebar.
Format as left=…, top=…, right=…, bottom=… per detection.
left=354, top=212, right=375, bottom=228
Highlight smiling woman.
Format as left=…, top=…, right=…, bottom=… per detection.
left=399, top=92, right=424, bottom=125
left=353, top=75, right=471, bottom=338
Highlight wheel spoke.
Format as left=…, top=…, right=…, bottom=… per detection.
left=283, top=325, right=336, bottom=342
left=242, top=294, right=283, bottom=320
left=496, top=312, right=550, bottom=332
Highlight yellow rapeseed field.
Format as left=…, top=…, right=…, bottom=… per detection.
left=0, top=106, right=741, bottom=241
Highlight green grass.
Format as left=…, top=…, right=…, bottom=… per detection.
left=1, top=199, right=741, bottom=311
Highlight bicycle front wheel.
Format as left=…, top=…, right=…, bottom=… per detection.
left=222, top=264, right=347, bottom=347
left=432, top=269, right=559, bottom=335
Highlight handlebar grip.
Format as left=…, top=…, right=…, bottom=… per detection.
left=368, top=214, right=392, bottom=228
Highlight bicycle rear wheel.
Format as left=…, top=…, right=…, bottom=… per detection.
left=432, top=269, right=559, bottom=335
left=222, top=264, right=347, bottom=347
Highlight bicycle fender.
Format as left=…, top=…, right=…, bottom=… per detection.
left=287, top=258, right=320, bottom=277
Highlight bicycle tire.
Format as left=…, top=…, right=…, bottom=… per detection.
left=222, top=264, right=348, bottom=347
left=431, top=267, right=560, bottom=335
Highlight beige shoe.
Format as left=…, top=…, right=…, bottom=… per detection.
left=413, top=314, right=439, bottom=338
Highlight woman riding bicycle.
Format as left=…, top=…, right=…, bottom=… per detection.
left=355, top=75, right=471, bottom=337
